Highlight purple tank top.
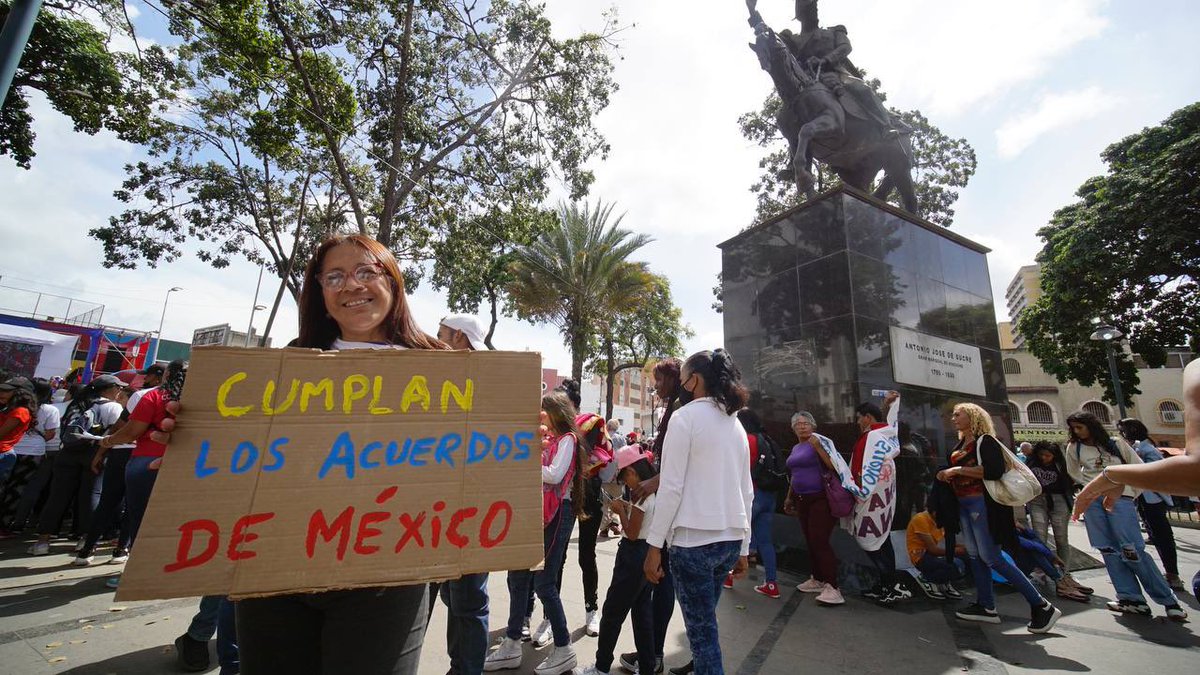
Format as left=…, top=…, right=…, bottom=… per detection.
left=787, top=440, right=824, bottom=495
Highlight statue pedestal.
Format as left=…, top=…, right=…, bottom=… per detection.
left=718, top=186, right=1010, bottom=581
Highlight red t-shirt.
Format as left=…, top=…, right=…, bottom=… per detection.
left=130, top=388, right=172, bottom=458
left=0, top=407, right=33, bottom=453
left=747, top=433, right=759, bottom=469
left=851, top=422, right=889, bottom=486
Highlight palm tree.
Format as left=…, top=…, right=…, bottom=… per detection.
left=507, top=201, right=654, bottom=382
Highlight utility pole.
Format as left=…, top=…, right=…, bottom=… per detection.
left=0, top=1, right=44, bottom=105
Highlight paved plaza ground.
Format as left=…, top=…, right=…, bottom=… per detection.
left=1, top=519, right=1198, bottom=674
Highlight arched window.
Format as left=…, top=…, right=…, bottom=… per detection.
left=1082, top=401, right=1111, bottom=424
left=1159, top=400, right=1184, bottom=425
left=1026, top=401, right=1054, bottom=425
left=1008, top=402, right=1022, bottom=425
left=1002, top=358, right=1021, bottom=375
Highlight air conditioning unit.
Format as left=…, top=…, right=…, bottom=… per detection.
left=1160, top=410, right=1184, bottom=424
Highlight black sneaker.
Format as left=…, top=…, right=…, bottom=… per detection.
left=174, top=633, right=211, bottom=672
left=1028, top=601, right=1062, bottom=634
left=862, top=584, right=888, bottom=601
left=619, top=653, right=664, bottom=674
left=917, top=577, right=945, bottom=600
left=1106, top=599, right=1151, bottom=616
left=943, top=585, right=963, bottom=600
left=955, top=603, right=1001, bottom=624
left=668, top=662, right=693, bottom=675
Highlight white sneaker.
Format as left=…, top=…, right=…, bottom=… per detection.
left=72, top=555, right=94, bottom=567
left=585, top=609, right=600, bottom=637
left=815, top=583, right=845, bottom=606
left=796, top=577, right=824, bottom=593
left=28, top=541, right=49, bottom=556
left=73, top=540, right=86, bottom=552
left=533, top=645, right=577, bottom=675
left=532, top=619, right=553, bottom=648
left=109, top=549, right=129, bottom=564
left=577, top=665, right=610, bottom=675
left=483, top=637, right=523, bottom=671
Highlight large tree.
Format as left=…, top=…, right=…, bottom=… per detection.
left=0, top=0, right=182, bottom=168
left=1019, top=102, right=1200, bottom=407
left=591, top=273, right=692, bottom=418
left=506, top=201, right=654, bottom=382
left=89, top=0, right=620, bottom=308
left=738, top=81, right=977, bottom=227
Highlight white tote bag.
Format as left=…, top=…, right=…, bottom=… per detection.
left=981, top=435, right=1041, bottom=506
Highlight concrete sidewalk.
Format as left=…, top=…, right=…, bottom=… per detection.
left=1, top=520, right=1198, bottom=674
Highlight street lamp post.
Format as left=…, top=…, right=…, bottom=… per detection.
left=1089, top=323, right=1127, bottom=420
left=151, top=287, right=183, bottom=365
left=245, top=305, right=268, bottom=347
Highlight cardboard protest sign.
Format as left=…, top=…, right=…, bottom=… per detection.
left=116, top=347, right=544, bottom=601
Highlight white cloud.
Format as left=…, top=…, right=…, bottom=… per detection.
left=994, top=86, right=1119, bottom=158
left=823, top=0, right=1109, bottom=116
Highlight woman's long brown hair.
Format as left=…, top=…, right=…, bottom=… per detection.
left=297, top=234, right=449, bottom=350
left=541, top=391, right=589, bottom=520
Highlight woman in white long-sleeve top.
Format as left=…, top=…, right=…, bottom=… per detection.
left=643, top=349, right=753, bottom=675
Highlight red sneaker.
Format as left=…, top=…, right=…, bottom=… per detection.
left=723, top=573, right=734, bottom=589
left=754, top=582, right=781, bottom=599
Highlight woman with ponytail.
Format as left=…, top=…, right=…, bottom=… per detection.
left=486, top=391, right=589, bottom=675
left=642, top=350, right=753, bottom=675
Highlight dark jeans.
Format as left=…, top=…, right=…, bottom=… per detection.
left=793, top=490, right=838, bottom=587
left=575, top=490, right=603, bottom=611
left=440, top=573, right=489, bottom=675
left=670, top=540, right=741, bottom=675
left=0, top=452, right=14, bottom=486
left=80, top=448, right=132, bottom=556
left=188, top=595, right=239, bottom=672
left=236, top=585, right=428, bottom=675
left=914, top=551, right=963, bottom=584
left=0, top=454, right=40, bottom=521
left=124, top=455, right=159, bottom=547
left=595, top=539, right=655, bottom=675
left=1137, top=497, right=1179, bottom=576
left=865, top=535, right=897, bottom=588
left=36, top=447, right=97, bottom=536
left=506, top=503, right=576, bottom=646
left=652, top=547, right=675, bottom=657
left=9, top=450, right=56, bottom=529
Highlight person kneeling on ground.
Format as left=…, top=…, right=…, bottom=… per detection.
left=906, top=496, right=965, bottom=601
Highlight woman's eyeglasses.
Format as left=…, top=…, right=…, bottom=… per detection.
left=316, top=264, right=384, bottom=290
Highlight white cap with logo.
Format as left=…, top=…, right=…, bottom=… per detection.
left=439, top=314, right=489, bottom=350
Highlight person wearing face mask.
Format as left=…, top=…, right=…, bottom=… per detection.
left=642, top=350, right=753, bottom=675
left=151, top=235, right=451, bottom=674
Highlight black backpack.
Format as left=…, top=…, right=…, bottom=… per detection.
left=59, top=402, right=105, bottom=450
left=752, top=432, right=790, bottom=491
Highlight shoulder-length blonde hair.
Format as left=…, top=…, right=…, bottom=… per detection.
left=953, top=402, right=995, bottom=439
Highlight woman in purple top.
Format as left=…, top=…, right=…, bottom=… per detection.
left=782, top=411, right=843, bottom=606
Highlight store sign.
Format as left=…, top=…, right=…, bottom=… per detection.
left=889, top=326, right=986, bottom=396
left=1012, top=427, right=1069, bottom=442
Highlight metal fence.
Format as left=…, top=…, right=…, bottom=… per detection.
left=0, top=285, right=105, bottom=326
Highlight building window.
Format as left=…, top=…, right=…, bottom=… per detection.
left=1159, top=400, right=1184, bottom=425
left=1026, top=401, right=1054, bottom=426
left=1082, top=401, right=1111, bottom=424
left=1008, top=402, right=1021, bottom=425
left=1002, top=358, right=1021, bottom=375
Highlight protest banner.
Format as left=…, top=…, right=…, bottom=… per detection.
left=115, top=346, right=544, bottom=601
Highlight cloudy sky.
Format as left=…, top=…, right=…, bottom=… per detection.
left=2, top=0, right=1198, bottom=373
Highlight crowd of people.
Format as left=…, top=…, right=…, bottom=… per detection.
left=1, top=231, right=1197, bottom=675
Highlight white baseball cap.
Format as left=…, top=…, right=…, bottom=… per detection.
left=439, top=314, right=489, bottom=350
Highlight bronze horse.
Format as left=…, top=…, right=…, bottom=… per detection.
left=749, top=20, right=919, bottom=214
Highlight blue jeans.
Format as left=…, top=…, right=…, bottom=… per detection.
left=124, top=455, right=159, bottom=547
left=188, top=595, right=239, bottom=672
left=670, top=540, right=741, bottom=675
left=750, top=490, right=777, bottom=582
left=506, top=504, right=576, bottom=646
left=0, top=452, right=16, bottom=488
left=1083, top=498, right=1177, bottom=606
left=440, top=573, right=489, bottom=675
left=958, top=496, right=1044, bottom=609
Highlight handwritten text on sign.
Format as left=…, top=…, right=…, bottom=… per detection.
left=115, top=347, right=544, bottom=601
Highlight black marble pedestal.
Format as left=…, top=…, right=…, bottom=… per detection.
left=719, top=187, right=1012, bottom=581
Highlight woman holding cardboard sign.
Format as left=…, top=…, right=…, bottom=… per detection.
left=153, top=234, right=451, bottom=675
